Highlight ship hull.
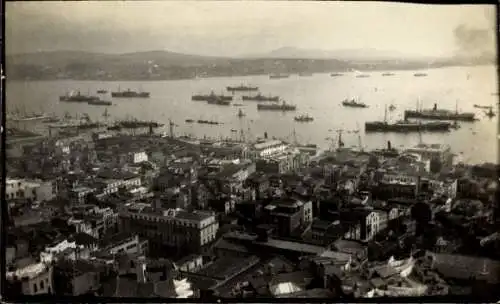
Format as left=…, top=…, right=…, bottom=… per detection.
left=242, top=96, right=279, bottom=102
left=404, top=110, right=475, bottom=122
left=111, top=92, right=150, bottom=98
left=257, top=105, right=296, bottom=111
left=226, top=87, right=258, bottom=92
left=365, top=122, right=451, bottom=133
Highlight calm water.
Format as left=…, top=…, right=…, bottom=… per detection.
left=7, top=66, right=499, bottom=164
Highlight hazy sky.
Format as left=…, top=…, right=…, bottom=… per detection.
left=5, top=1, right=496, bottom=57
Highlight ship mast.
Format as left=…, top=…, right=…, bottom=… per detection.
left=336, top=129, right=344, bottom=150
left=356, top=122, right=363, bottom=152
left=384, top=104, right=388, bottom=123
left=169, top=119, right=175, bottom=138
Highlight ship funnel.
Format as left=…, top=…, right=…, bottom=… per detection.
left=387, top=141, right=392, bottom=150
left=264, top=131, right=268, bottom=139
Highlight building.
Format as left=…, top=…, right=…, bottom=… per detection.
left=251, top=140, right=289, bottom=159
left=339, top=209, right=380, bottom=242
left=405, top=143, right=454, bottom=168
left=263, top=198, right=313, bottom=237
left=6, top=178, right=57, bottom=202
left=119, top=203, right=219, bottom=253
left=6, top=262, right=54, bottom=295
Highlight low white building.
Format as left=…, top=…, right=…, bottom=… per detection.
left=5, top=178, right=56, bottom=202
left=6, top=262, right=53, bottom=295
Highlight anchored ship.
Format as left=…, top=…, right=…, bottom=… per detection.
left=242, top=93, right=279, bottom=102
left=207, top=98, right=231, bottom=106
left=365, top=120, right=451, bottom=133
left=60, top=90, right=100, bottom=102
left=342, top=98, right=368, bottom=108
left=294, top=114, right=314, bottom=122
left=404, top=102, right=476, bottom=122
left=88, top=100, right=112, bottom=106
left=366, top=105, right=450, bottom=133
left=109, top=119, right=164, bottom=129
left=97, top=89, right=108, bottom=94
left=226, top=85, right=258, bottom=92
left=111, top=88, right=150, bottom=98
left=257, top=101, right=297, bottom=112
left=269, top=74, right=290, bottom=79
left=192, top=91, right=233, bottom=102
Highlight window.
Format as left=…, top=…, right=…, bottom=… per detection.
left=40, top=281, right=45, bottom=290
left=33, top=283, right=38, bottom=293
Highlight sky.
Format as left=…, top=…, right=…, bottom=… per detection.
left=5, top=1, right=497, bottom=58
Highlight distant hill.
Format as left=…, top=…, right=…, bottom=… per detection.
left=4, top=48, right=492, bottom=81
left=246, top=47, right=443, bottom=62
left=7, top=50, right=226, bottom=68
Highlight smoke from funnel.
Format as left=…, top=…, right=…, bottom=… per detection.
left=453, top=7, right=496, bottom=61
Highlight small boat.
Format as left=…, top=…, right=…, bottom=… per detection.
left=231, top=129, right=237, bottom=132
left=42, top=115, right=60, bottom=123
left=237, top=109, right=246, bottom=118
left=414, top=72, right=428, bottom=77
left=330, top=73, right=344, bottom=77
left=185, top=119, right=194, bottom=123
left=473, top=104, right=492, bottom=110
left=197, top=119, right=221, bottom=125
left=88, top=100, right=112, bottom=106
left=356, top=74, right=370, bottom=78
left=485, top=108, right=496, bottom=118
left=298, top=72, right=313, bottom=77
left=294, top=114, right=314, bottom=122
left=233, top=103, right=244, bottom=107
left=382, top=72, right=395, bottom=76
left=97, top=89, right=108, bottom=94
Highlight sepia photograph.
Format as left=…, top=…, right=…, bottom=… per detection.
left=3, top=0, right=499, bottom=300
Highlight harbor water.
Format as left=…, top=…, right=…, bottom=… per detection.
left=7, top=65, right=498, bottom=164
